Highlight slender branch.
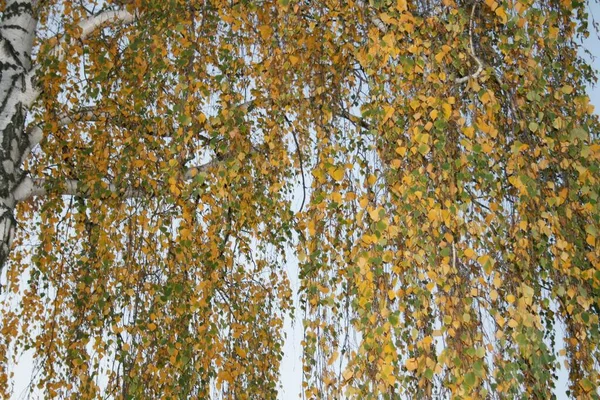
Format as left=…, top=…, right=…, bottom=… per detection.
left=456, top=1, right=483, bottom=84
left=283, top=115, right=307, bottom=213
left=339, top=109, right=371, bottom=131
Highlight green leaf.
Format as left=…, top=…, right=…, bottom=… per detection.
left=529, top=122, right=539, bottom=132
left=570, top=127, right=587, bottom=141
left=464, top=372, right=476, bottom=387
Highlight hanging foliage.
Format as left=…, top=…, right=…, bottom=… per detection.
left=0, top=0, right=598, bottom=398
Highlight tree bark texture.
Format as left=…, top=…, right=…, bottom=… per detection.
left=0, top=0, right=37, bottom=273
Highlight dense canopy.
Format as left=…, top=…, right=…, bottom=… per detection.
left=0, top=0, right=599, bottom=398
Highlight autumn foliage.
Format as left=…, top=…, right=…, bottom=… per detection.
left=0, top=0, right=599, bottom=398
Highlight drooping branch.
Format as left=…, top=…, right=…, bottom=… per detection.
left=14, top=158, right=223, bottom=201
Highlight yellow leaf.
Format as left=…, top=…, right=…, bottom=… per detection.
left=442, top=103, right=452, bottom=119
left=481, top=91, right=491, bottom=104
left=342, top=369, right=354, bottom=381
left=368, top=207, right=382, bottom=222
left=329, top=167, right=345, bottom=182
left=463, top=126, right=475, bottom=138
left=464, top=248, right=475, bottom=259
left=495, top=7, right=508, bottom=23
left=427, top=209, right=438, bottom=222
left=381, top=363, right=395, bottom=385
left=259, top=25, right=273, bottom=39
left=421, top=336, right=432, bottom=348
left=187, top=167, right=198, bottom=177
left=289, top=55, right=300, bottom=65
left=328, top=351, right=339, bottom=366
left=521, top=284, right=534, bottom=300
left=367, top=174, right=377, bottom=185
left=383, top=105, right=395, bottom=123
left=388, top=289, right=397, bottom=301
left=397, top=0, right=408, bottom=11
left=561, top=85, right=574, bottom=94
left=236, top=347, right=247, bottom=358
left=308, top=220, right=316, bottom=236
left=331, top=192, right=342, bottom=204
left=496, top=315, right=505, bottom=327
left=180, top=228, right=191, bottom=240
left=379, top=13, right=395, bottom=25
left=417, top=133, right=430, bottom=144
left=405, top=358, right=418, bottom=371
left=362, top=234, right=376, bottom=244
left=485, top=0, right=498, bottom=10
left=477, top=254, right=490, bottom=266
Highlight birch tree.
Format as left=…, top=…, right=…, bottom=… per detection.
left=1, top=0, right=599, bottom=398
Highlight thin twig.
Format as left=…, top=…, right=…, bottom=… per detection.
left=284, top=115, right=307, bottom=213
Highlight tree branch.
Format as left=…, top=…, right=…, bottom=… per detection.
left=338, top=109, right=371, bottom=131
left=455, top=1, right=483, bottom=84
left=13, top=158, right=220, bottom=201
left=283, top=115, right=307, bottom=213
left=50, top=9, right=136, bottom=60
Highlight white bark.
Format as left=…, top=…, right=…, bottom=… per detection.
left=79, top=10, right=135, bottom=40
left=0, top=0, right=38, bottom=271
left=455, top=0, right=483, bottom=84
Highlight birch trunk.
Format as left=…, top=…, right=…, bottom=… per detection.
left=0, top=0, right=37, bottom=272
